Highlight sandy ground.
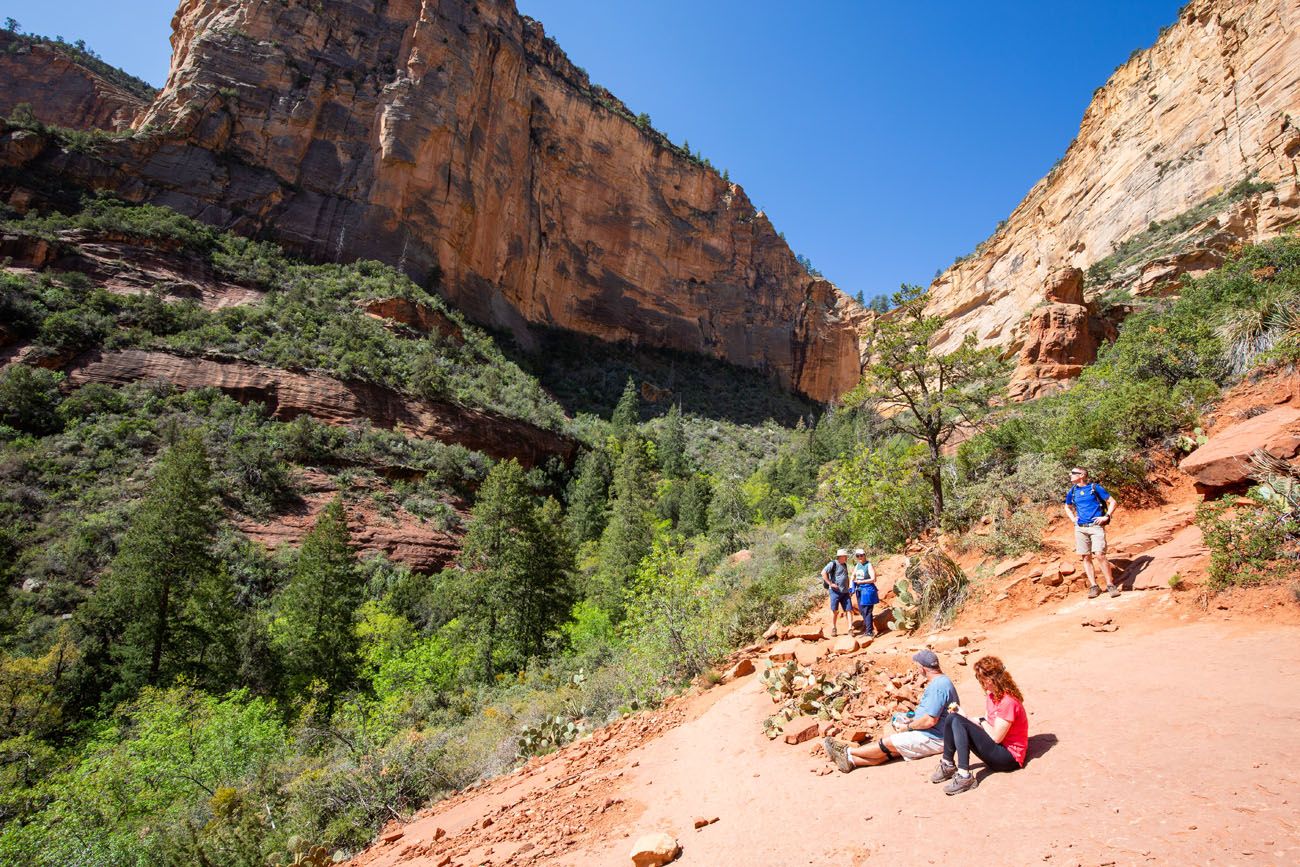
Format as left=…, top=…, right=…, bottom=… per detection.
left=350, top=583, right=1300, bottom=867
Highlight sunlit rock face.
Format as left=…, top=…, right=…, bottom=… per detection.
left=927, top=0, right=1300, bottom=378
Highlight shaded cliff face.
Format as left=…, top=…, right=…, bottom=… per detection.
left=0, top=32, right=149, bottom=130
left=927, top=0, right=1300, bottom=389
left=61, top=0, right=853, bottom=403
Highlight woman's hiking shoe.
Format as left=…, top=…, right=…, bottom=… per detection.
left=1108, top=584, right=1121, bottom=597
left=944, top=771, right=978, bottom=795
left=1087, top=585, right=1101, bottom=599
left=823, top=737, right=854, bottom=774
left=930, top=758, right=956, bottom=783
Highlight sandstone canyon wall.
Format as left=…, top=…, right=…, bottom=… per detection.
left=0, top=32, right=150, bottom=131
left=1, top=0, right=865, bottom=403
left=927, top=0, right=1300, bottom=396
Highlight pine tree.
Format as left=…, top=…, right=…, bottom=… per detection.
left=274, top=497, right=363, bottom=705
left=595, top=435, right=655, bottom=614
left=566, top=447, right=611, bottom=546
left=677, top=475, right=711, bottom=538
left=611, top=377, right=639, bottom=438
left=658, top=403, right=688, bottom=479
left=708, top=475, right=752, bottom=553
left=458, top=461, right=573, bottom=678
left=520, top=498, right=576, bottom=659
left=93, top=432, right=232, bottom=695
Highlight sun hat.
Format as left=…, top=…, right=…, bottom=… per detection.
left=854, top=548, right=865, bottom=556
left=835, top=548, right=849, bottom=557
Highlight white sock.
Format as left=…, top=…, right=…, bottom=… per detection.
left=955, top=769, right=971, bottom=778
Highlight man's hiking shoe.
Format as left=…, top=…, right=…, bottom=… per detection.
left=930, top=758, right=956, bottom=783
left=944, top=772, right=978, bottom=795
left=1108, top=584, right=1121, bottom=598
left=1087, top=585, right=1101, bottom=599
left=823, top=737, right=854, bottom=774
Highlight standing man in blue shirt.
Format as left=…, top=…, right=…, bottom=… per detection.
left=1064, top=466, right=1119, bottom=598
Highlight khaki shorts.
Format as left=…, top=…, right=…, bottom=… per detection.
left=888, top=730, right=944, bottom=761
left=1075, top=523, right=1107, bottom=555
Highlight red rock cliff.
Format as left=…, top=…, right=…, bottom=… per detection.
left=0, top=32, right=149, bottom=130
left=926, top=0, right=1300, bottom=371
left=35, top=0, right=855, bottom=403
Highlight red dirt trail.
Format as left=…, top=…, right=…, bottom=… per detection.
left=351, top=584, right=1300, bottom=867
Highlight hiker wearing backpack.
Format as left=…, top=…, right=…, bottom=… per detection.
left=1063, top=467, right=1119, bottom=598
left=821, top=548, right=853, bottom=637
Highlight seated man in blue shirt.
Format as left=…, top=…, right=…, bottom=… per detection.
left=823, top=649, right=959, bottom=771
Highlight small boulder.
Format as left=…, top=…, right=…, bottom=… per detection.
left=782, top=716, right=821, bottom=745
left=787, top=624, right=826, bottom=641
left=831, top=636, right=858, bottom=654
left=767, top=639, right=802, bottom=662
left=994, top=554, right=1032, bottom=577
left=721, top=658, right=755, bottom=682
left=692, top=816, right=719, bottom=830
left=1057, top=560, right=1076, bottom=576
left=630, top=833, right=681, bottom=866
left=763, top=621, right=782, bottom=641
left=1180, top=406, right=1300, bottom=489
left=794, top=642, right=825, bottom=667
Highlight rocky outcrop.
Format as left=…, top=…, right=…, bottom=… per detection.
left=2, top=230, right=266, bottom=309
left=233, top=469, right=460, bottom=572
left=0, top=32, right=148, bottom=130
left=927, top=0, right=1300, bottom=359
left=1179, top=405, right=1300, bottom=489
left=63, top=349, right=578, bottom=467
left=0, top=0, right=864, bottom=402
left=1007, top=267, right=1111, bottom=400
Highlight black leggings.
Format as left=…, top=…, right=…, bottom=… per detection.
left=942, top=714, right=1020, bottom=772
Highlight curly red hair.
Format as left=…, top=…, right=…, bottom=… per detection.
left=973, top=655, right=1024, bottom=703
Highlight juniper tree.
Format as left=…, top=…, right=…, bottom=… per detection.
left=849, top=284, right=1008, bottom=519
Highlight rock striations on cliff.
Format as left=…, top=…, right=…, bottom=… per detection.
left=927, top=0, right=1300, bottom=397
left=0, top=31, right=151, bottom=131
left=0, top=0, right=864, bottom=403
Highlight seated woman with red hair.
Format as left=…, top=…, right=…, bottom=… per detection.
left=931, top=655, right=1029, bottom=795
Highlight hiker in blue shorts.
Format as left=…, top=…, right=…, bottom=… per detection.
left=821, top=548, right=853, bottom=637
left=1063, top=466, right=1120, bottom=598
left=850, top=548, right=879, bottom=636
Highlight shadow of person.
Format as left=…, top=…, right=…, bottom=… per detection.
left=1116, top=556, right=1153, bottom=591
left=1026, top=732, right=1059, bottom=762
left=969, top=733, right=1058, bottom=783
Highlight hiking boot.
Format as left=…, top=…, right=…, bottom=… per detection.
left=930, top=758, right=956, bottom=783
left=1108, top=584, right=1121, bottom=598
left=1087, top=585, right=1100, bottom=599
left=823, top=737, right=854, bottom=774
left=944, top=771, right=978, bottom=795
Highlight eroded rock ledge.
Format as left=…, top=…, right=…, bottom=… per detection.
left=63, top=348, right=578, bottom=468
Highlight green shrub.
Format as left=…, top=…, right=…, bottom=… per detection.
left=1198, top=496, right=1300, bottom=588
left=0, top=366, right=63, bottom=435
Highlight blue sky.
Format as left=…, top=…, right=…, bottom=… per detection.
left=12, top=1, right=1184, bottom=299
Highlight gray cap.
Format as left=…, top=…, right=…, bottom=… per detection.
left=912, top=649, right=941, bottom=669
